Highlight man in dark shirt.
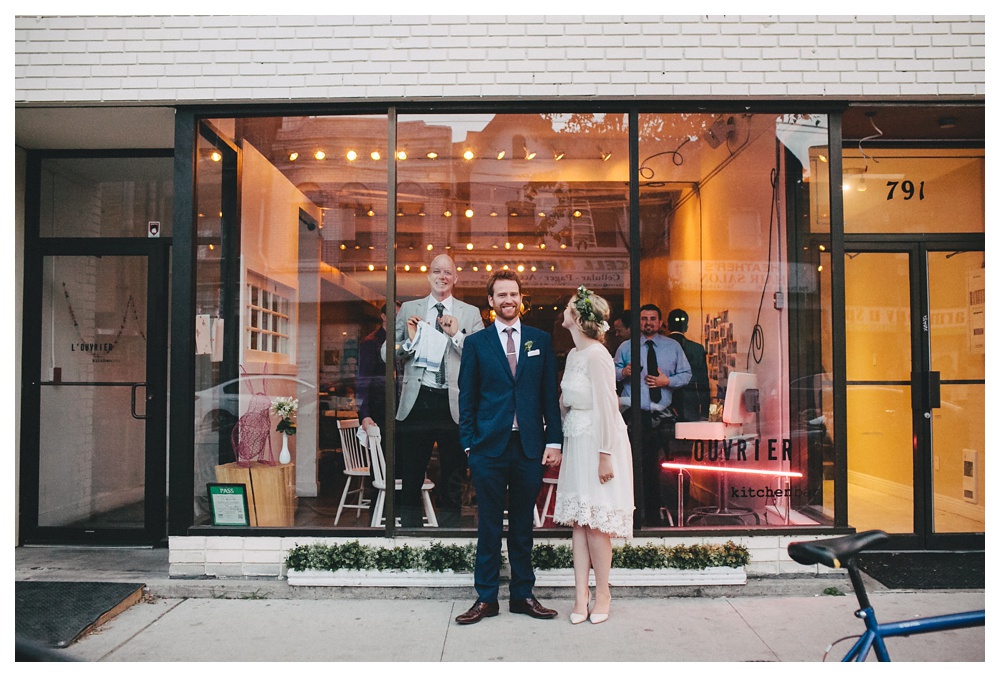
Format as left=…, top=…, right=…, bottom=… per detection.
left=357, top=304, right=387, bottom=435
left=665, top=309, right=710, bottom=423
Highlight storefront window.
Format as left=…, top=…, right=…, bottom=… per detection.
left=636, top=112, right=832, bottom=529
left=189, top=109, right=832, bottom=533
left=393, top=113, right=630, bottom=530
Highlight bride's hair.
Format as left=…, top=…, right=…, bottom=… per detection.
left=570, top=287, right=611, bottom=343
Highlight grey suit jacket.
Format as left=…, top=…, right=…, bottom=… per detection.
left=394, top=295, right=484, bottom=423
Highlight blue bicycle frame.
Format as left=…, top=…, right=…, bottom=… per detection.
left=843, top=606, right=985, bottom=662
left=788, top=531, right=985, bottom=662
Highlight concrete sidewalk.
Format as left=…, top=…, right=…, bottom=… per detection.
left=15, top=546, right=988, bottom=662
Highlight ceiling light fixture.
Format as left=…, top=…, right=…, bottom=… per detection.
left=463, top=149, right=475, bottom=160
left=370, top=150, right=381, bottom=161
left=288, top=152, right=299, bottom=161
left=346, top=150, right=357, bottom=161
left=496, top=150, right=505, bottom=160
left=427, top=151, right=438, bottom=159
left=396, top=150, right=407, bottom=160
left=465, top=208, right=474, bottom=218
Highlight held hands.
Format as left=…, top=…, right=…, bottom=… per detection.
left=542, top=446, right=562, bottom=468
left=598, top=454, right=614, bottom=484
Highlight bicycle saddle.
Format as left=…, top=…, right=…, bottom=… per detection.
left=788, top=530, right=889, bottom=569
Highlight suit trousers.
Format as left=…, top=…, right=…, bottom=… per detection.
left=467, top=431, right=544, bottom=603
left=628, top=409, right=688, bottom=526
left=397, top=386, right=466, bottom=527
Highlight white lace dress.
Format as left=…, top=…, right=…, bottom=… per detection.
left=553, top=343, right=634, bottom=538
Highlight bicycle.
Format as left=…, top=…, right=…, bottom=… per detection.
left=787, top=530, right=985, bottom=661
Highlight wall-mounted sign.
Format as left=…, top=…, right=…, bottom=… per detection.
left=207, top=483, right=250, bottom=526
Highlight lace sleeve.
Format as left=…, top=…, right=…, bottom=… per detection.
left=589, top=347, right=623, bottom=455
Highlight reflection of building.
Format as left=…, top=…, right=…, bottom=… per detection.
left=15, top=17, right=984, bottom=575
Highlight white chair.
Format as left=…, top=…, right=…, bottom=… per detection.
left=538, top=476, right=559, bottom=526
left=334, top=418, right=371, bottom=525
left=367, top=427, right=438, bottom=527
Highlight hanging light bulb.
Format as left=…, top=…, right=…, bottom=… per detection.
left=370, top=150, right=381, bottom=161
left=427, top=151, right=438, bottom=159
left=496, top=150, right=505, bottom=160
left=346, top=150, right=357, bottom=161
left=463, top=149, right=475, bottom=160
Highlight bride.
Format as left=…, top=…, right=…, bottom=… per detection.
left=553, top=286, right=634, bottom=625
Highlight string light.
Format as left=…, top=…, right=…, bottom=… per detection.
left=346, top=150, right=357, bottom=161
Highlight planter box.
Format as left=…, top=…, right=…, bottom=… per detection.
left=287, top=566, right=745, bottom=587
left=535, top=566, right=746, bottom=587
left=287, top=569, right=474, bottom=587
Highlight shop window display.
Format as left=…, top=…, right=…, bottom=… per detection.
left=189, top=110, right=832, bottom=532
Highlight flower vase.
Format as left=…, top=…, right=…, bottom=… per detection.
left=279, top=433, right=291, bottom=464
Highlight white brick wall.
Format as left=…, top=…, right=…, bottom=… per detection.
left=15, top=16, right=985, bottom=104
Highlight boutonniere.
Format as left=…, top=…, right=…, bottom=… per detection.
left=523, top=340, right=533, bottom=352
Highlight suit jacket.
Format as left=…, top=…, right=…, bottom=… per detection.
left=458, top=323, right=563, bottom=460
left=394, top=295, right=484, bottom=423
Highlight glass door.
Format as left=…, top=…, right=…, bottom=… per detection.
left=926, top=250, right=985, bottom=537
left=844, top=244, right=984, bottom=546
left=21, top=243, right=169, bottom=544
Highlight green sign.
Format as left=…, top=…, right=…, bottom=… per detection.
left=207, top=483, right=250, bottom=526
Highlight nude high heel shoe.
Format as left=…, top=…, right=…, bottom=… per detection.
left=570, top=594, right=591, bottom=624
left=590, top=596, right=610, bottom=624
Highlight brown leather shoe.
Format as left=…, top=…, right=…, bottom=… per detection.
left=455, top=601, right=500, bottom=625
left=509, top=597, right=558, bottom=619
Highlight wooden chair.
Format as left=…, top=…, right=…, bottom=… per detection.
left=334, top=419, right=371, bottom=525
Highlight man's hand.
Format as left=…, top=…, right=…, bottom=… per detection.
left=437, top=313, right=459, bottom=337
left=645, top=373, right=670, bottom=389
left=621, top=362, right=632, bottom=378
left=361, top=417, right=377, bottom=433
left=406, top=315, right=422, bottom=340
left=542, top=446, right=562, bottom=467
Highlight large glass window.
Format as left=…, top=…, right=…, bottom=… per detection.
left=188, top=109, right=830, bottom=533
left=636, top=112, right=831, bottom=529
left=392, top=113, right=631, bottom=530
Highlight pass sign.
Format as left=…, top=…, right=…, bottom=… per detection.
left=207, top=483, right=250, bottom=526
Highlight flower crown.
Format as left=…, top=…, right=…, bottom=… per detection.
left=574, top=285, right=609, bottom=332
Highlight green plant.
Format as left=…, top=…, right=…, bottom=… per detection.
left=284, top=539, right=749, bottom=573
left=823, top=586, right=846, bottom=596
left=373, top=544, right=421, bottom=571
left=532, top=543, right=575, bottom=570
left=421, top=542, right=477, bottom=572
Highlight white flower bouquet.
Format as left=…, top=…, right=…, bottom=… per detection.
left=271, top=397, right=298, bottom=435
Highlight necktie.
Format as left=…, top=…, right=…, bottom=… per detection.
left=505, top=327, right=518, bottom=429
left=504, top=327, right=517, bottom=375
left=434, top=303, right=446, bottom=386
left=646, top=339, right=661, bottom=403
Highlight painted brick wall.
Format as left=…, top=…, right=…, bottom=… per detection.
left=15, top=16, right=985, bottom=104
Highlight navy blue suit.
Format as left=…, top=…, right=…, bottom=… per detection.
left=458, top=322, right=563, bottom=603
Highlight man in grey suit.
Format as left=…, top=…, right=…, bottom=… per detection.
left=394, top=254, right=484, bottom=527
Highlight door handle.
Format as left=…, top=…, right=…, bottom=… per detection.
left=131, top=383, right=148, bottom=420
left=926, top=371, right=941, bottom=409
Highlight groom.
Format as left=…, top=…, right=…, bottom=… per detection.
left=455, top=269, right=563, bottom=625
